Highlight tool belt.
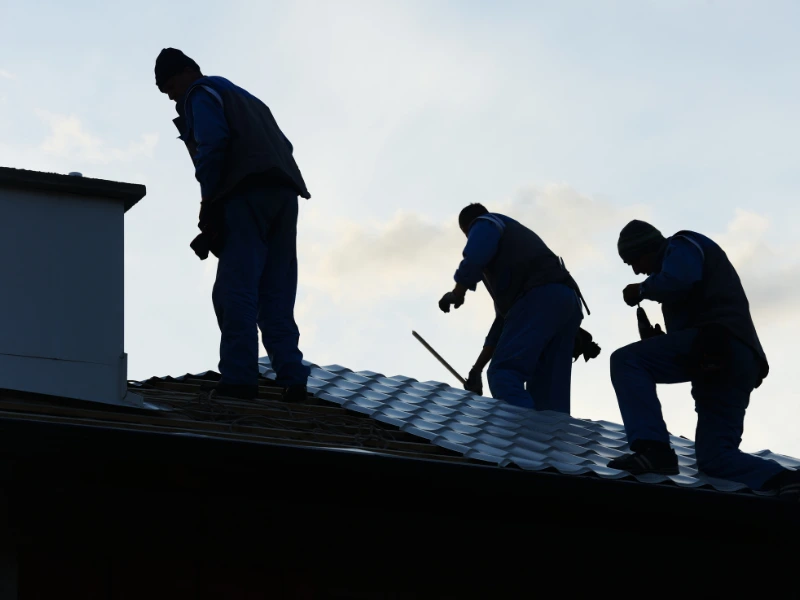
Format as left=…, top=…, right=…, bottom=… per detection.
left=679, top=324, right=733, bottom=384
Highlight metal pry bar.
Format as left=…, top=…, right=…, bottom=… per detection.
left=412, top=330, right=466, bottom=385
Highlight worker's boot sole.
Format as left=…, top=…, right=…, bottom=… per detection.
left=201, top=382, right=258, bottom=401
left=282, top=384, right=308, bottom=403
left=607, top=449, right=679, bottom=476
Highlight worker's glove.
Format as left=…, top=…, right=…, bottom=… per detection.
left=190, top=231, right=212, bottom=260
left=438, top=291, right=465, bottom=313
left=623, top=283, right=643, bottom=307
left=192, top=198, right=225, bottom=260
left=464, top=367, right=483, bottom=396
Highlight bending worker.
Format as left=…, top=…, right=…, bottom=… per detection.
left=608, top=220, right=799, bottom=500
left=155, top=48, right=311, bottom=402
left=438, top=203, right=591, bottom=414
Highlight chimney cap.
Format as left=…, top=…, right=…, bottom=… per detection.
left=0, top=166, right=145, bottom=212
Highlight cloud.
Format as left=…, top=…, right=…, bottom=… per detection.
left=300, top=183, right=647, bottom=306
left=0, top=69, right=14, bottom=80
left=710, top=209, right=800, bottom=325
left=35, top=110, right=158, bottom=165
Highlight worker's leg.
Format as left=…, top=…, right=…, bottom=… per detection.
left=609, top=330, right=697, bottom=447
left=211, top=188, right=268, bottom=394
left=692, top=338, right=786, bottom=489
left=487, top=284, right=578, bottom=409
left=254, top=185, right=310, bottom=388
left=526, top=291, right=583, bottom=413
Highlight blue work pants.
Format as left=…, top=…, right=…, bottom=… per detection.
left=488, top=283, right=583, bottom=413
left=610, top=330, right=785, bottom=490
left=212, top=183, right=310, bottom=390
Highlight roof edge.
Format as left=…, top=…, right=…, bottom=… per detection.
left=0, top=167, right=146, bottom=212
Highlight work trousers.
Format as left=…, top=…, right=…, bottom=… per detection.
left=488, top=283, right=583, bottom=413
left=212, top=182, right=310, bottom=390
left=610, top=329, right=785, bottom=490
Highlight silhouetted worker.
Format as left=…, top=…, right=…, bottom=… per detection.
left=608, top=220, right=800, bottom=499
left=155, top=48, right=310, bottom=402
left=439, top=203, right=589, bottom=413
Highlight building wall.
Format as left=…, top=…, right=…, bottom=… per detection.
left=0, top=187, right=126, bottom=404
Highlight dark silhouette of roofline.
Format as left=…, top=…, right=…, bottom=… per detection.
left=0, top=167, right=145, bottom=212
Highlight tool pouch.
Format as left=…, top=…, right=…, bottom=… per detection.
left=573, top=327, right=601, bottom=362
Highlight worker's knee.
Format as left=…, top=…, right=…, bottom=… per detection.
left=610, top=345, right=635, bottom=381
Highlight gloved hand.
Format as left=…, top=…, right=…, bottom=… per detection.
left=623, top=283, right=643, bottom=307
left=192, top=198, right=225, bottom=260
left=439, top=291, right=465, bottom=313
left=464, top=367, right=483, bottom=396
left=190, top=231, right=212, bottom=260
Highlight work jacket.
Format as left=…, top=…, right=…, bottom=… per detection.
left=173, top=75, right=310, bottom=211
left=642, top=230, right=768, bottom=383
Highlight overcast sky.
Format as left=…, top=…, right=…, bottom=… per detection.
left=1, top=0, right=799, bottom=457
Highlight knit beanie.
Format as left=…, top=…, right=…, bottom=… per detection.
left=155, top=48, right=200, bottom=89
left=617, top=220, right=666, bottom=263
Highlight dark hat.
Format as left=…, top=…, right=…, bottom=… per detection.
left=155, top=48, right=200, bottom=88
left=618, top=220, right=665, bottom=263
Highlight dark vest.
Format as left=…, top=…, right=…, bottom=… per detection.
left=174, top=76, right=310, bottom=202
left=661, top=231, right=768, bottom=381
left=477, top=214, right=584, bottom=317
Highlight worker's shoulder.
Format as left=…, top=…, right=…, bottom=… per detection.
left=475, top=213, right=510, bottom=232
left=671, top=230, right=719, bottom=253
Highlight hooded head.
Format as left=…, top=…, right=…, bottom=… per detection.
left=617, top=219, right=666, bottom=275
left=155, top=48, right=202, bottom=102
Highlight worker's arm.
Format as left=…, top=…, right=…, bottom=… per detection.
left=640, top=238, right=704, bottom=304
left=453, top=219, right=503, bottom=291
left=440, top=218, right=503, bottom=313
left=474, top=311, right=502, bottom=371
left=463, top=310, right=501, bottom=395
left=188, top=88, right=230, bottom=202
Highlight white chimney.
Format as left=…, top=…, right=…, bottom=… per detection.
left=0, top=167, right=145, bottom=408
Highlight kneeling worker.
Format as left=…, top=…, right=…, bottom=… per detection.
left=438, top=203, right=593, bottom=414
left=609, top=220, right=799, bottom=500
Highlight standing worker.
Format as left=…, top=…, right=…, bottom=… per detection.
left=155, top=48, right=310, bottom=402
left=438, top=203, right=594, bottom=413
left=608, top=220, right=799, bottom=500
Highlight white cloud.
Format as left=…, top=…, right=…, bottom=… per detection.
left=710, top=209, right=800, bottom=325
left=300, top=183, right=648, bottom=307
left=35, top=110, right=158, bottom=165
left=0, top=69, right=15, bottom=80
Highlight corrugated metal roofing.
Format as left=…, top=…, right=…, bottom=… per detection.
left=240, top=357, right=799, bottom=495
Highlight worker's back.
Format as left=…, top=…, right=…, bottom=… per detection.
left=179, top=75, right=309, bottom=202
left=478, top=213, right=580, bottom=316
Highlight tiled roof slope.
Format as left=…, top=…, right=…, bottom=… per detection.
left=128, top=372, right=472, bottom=464
left=249, top=357, right=799, bottom=495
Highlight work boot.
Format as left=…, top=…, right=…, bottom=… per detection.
left=607, top=441, right=679, bottom=476
left=764, top=469, right=800, bottom=502
left=208, top=382, right=258, bottom=401
left=282, top=384, right=308, bottom=403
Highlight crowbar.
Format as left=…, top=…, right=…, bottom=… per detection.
left=412, top=330, right=466, bottom=385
